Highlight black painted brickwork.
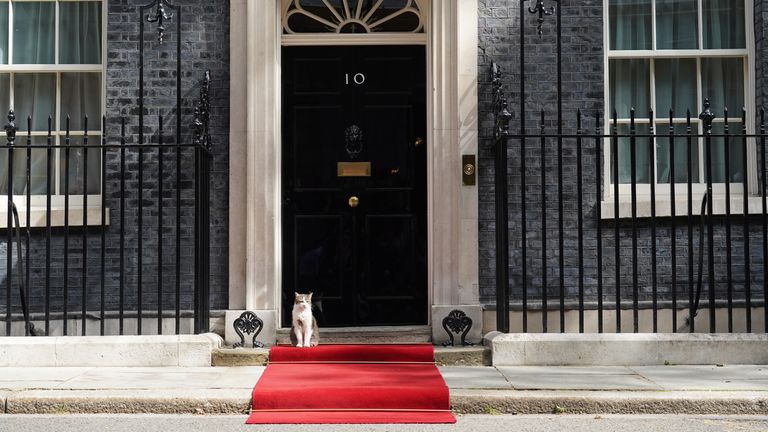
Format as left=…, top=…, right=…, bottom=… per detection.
left=478, top=0, right=768, bottom=312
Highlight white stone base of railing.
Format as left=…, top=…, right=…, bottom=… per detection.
left=486, top=332, right=768, bottom=366
left=0, top=333, right=223, bottom=367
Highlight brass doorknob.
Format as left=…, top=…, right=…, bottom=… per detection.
left=348, top=196, right=360, bottom=208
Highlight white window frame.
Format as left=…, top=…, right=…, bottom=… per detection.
left=0, top=0, right=106, bottom=225
left=602, top=0, right=758, bottom=217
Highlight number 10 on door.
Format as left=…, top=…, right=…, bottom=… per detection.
left=345, top=73, right=366, bottom=85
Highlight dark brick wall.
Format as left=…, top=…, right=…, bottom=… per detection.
left=103, top=0, right=229, bottom=312
left=0, top=0, right=229, bottom=321
left=478, top=0, right=767, bottom=311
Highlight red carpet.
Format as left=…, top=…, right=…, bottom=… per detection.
left=247, top=344, right=456, bottom=424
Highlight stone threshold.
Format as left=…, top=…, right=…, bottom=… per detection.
left=275, top=325, right=432, bottom=344
left=212, top=345, right=491, bottom=367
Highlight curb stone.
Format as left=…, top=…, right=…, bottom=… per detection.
left=450, top=390, right=768, bottom=415
left=4, top=390, right=251, bottom=415
left=3, top=389, right=768, bottom=415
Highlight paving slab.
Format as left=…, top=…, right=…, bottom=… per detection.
left=497, top=366, right=663, bottom=391
left=0, top=367, right=94, bottom=390
left=0, top=367, right=94, bottom=382
left=57, top=367, right=224, bottom=390
left=2, top=365, right=768, bottom=416
left=207, top=366, right=265, bottom=389
left=61, top=367, right=265, bottom=391
left=630, top=365, right=768, bottom=391
left=438, top=366, right=511, bottom=389
left=498, top=366, right=636, bottom=375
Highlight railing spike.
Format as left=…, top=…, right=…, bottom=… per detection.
left=4, top=110, right=17, bottom=146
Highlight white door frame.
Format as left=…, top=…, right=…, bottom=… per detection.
left=227, top=0, right=480, bottom=343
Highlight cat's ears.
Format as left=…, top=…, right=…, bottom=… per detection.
left=294, top=292, right=313, bottom=298
left=308, top=292, right=313, bottom=299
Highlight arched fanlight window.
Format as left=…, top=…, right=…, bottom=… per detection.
left=282, top=0, right=424, bottom=34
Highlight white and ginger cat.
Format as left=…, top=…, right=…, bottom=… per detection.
left=290, top=292, right=319, bottom=348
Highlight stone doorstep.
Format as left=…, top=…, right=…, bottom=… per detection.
left=274, top=325, right=433, bottom=345
left=211, top=346, right=492, bottom=367
left=2, top=389, right=767, bottom=415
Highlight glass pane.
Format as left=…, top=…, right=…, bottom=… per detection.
left=13, top=2, right=55, bottom=64
left=0, top=136, right=49, bottom=194
left=367, top=0, right=422, bottom=32
left=0, top=73, right=8, bottom=122
left=656, top=122, right=700, bottom=183
left=709, top=122, right=744, bottom=183
left=609, top=0, right=652, bottom=50
left=0, top=2, right=8, bottom=64
left=612, top=123, right=652, bottom=184
left=286, top=13, right=334, bottom=33
left=61, top=72, right=102, bottom=131
left=59, top=135, right=101, bottom=195
left=703, top=0, right=745, bottom=49
left=610, top=59, right=650, bottom=118
left=60, top=1, right=102, bottom=64
left=14, top=73, right=56, bottom=132
left=655, top=58, right=697, bottom=116
left=656, top=0, right=698, bottom=49
left=702, top=57, right=744, bottom=116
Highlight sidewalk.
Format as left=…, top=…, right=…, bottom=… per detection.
left=0, top=365, right=766, bottom=415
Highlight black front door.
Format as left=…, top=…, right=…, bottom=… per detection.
left=281, top=45, right=427, bottom=327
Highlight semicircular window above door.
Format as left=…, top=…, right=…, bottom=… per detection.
left=282, top=0, right=425, bottom=34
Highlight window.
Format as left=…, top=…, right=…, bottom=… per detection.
left=282, top=0, right=425, bottom=34
left=606, top=0, right=752, bottom=195
left=0, top=0, right=104, bottom=201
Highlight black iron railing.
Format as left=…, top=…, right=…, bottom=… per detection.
left=0, top=74, right=212, bottom=337
left=491, top=63, right=768, bottom=334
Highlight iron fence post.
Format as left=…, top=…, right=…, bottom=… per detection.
left=5, top=110, right=16, bottom=337
left=491, top=62, right=511, bottom=333
left=699, top=99, right=717, bottom=332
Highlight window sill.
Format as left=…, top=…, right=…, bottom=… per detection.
left=601, top=196, right=765, bottom=219
left=0, top=207, right=111, bottom=229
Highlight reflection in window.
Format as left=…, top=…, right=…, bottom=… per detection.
left=0, top=1, right=104, bottom=197
left=609, top=0, right=652, bottom=50
left=13, top=2, right=55, bottom=64
left=608, top=0, right=749, bottom=187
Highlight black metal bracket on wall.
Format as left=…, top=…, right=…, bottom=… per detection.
left=233, top=311, right=265, bottom=349
left=441, top=309, right=474, bottom=347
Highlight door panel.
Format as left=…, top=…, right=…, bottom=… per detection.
left=282, top=45, right=426, bottom=327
